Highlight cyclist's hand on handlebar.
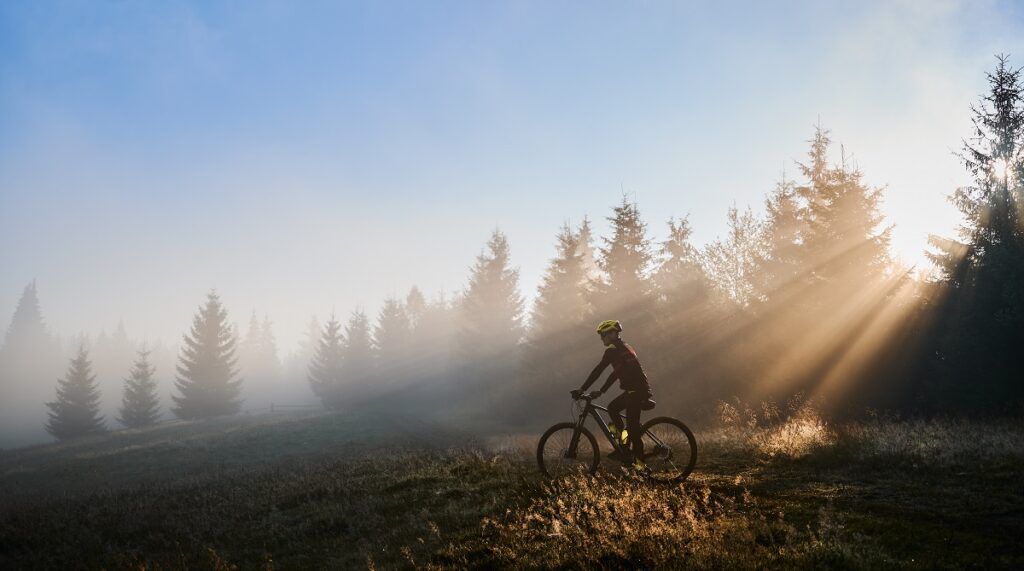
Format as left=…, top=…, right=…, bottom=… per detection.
left=570, top=389, right=582, bottom=399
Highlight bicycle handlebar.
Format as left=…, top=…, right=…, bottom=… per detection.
left=570, top=390, right=599, bottom=401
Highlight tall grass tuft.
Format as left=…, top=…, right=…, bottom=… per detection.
left=469, top=472, right=889, bottom=569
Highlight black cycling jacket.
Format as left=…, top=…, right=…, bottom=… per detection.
left=580, top=339, right=651, bottom=394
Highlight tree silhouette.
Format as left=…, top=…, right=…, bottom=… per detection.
left=308, top=314, right=345, bottom=408
left=589, top=196, right=657, bottom=348
left=171, top=291, right=243, bottom=419
left=46, top=346, right=105, bottom=440
left=374, top=297, right=412, bottom=389
left=926, top=54, right=1024, bottom=412
left=117, top=349, right=161, bottom=428
left=457, top=230, right=524, bottom=405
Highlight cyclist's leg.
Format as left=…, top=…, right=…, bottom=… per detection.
left=626, top=394, right=644, bottom=458
left=607, top=392, right=627, bottom=441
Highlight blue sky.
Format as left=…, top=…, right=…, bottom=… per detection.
left=2, top=1, right=1023, bottom=350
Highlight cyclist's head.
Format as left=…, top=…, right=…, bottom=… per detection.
left=596, top=319, right=622, bottom=346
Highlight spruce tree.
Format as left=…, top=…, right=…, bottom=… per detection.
left=117, top=350, right=161, bottom=428
left=308, top=315, right=345, bottom=408
left=407, top=289, right=456, bottom=391
left=522, top=223, right=592, bottom=420
left=374, top=297, right=412, bottom=386
left=405, top=286, right=427, bottom=330
left=1, top=280, right=63, bottom=448
left=795, top=126, right=892, bottom=294
left=577, top=216, right=601, bottom=281
left=530, top=223, right=590, bottom=342
left=926, top=54, right=1024, bottom=412
left=756, top=175, right=804, bottom=304
left=655, top=216, right=711, bottom=313
left=45, top=346, right=105, bottom=440
left=171, top=291, right=243, bottom=419
left=589, top=196, right=657, bottom=348
left=457, top=231, right=524, bottom=375
left=1, top=280, right=49, bottom=354
left=455, top=230, right=524, bottom=413
left=342, top=310, right=376, bottom=400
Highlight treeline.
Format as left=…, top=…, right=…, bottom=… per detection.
left=2, top=55, right=1022, bottom=445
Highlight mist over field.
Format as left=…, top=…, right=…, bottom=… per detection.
left=2, top=1, right=1024, bottom=569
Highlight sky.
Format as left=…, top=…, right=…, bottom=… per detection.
left=1, top=0, right=1023, bottom=352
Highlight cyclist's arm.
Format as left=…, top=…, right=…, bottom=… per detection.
left=580, top=348, right=614, bottom=391
left=598, top=371, right=619, bottom=394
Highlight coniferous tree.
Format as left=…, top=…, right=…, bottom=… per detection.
left=795, top=126, right=893, bottom=298
left=308, top=315, right=345, bottom=408
left=171, top=291, right=243, bottom=419
left=755, top=176, right=804, bottom=305
left=1, top=280, right=50, bottom=356
left=117, top=350, right=161, bottom=428
left=577, top=216, right=601, bottom=282
left=589, top=196, right=657, bottom=348
left=240, top=312, right=282, bottom=408
left=522, top=223, right=592, bottom=419
left=1, top=280, right=63, bottom=448
left=407, top=289, right=456, bottom=392
left=655, top=216, right=711, bottom=315
left=342, top=309, right=376, bottom=398
left=926, top=54, right=1024, bottom=412
left=374, top=297, right=412, bottom=389
left=45, top=346, right=105, bottom=440
left=405, top=286, right=427, bottom=331
left=457, top=230, right=525, bottom=405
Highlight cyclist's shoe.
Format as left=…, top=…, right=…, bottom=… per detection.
left=607, top=448, right=632, bottom=463
left=609, top=425, right=629, bottom=446
left=632, top=459, right=649, bottom=473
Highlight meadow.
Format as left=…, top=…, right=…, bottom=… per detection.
left=1, top=403, right=1022, bottom=569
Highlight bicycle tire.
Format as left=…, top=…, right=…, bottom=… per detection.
left=537, top=422, right=600, bottom=479
left=639, top=416, right=697, bottom=484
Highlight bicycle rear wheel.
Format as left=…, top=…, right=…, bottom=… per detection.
left=639, top=417, right=697, bottom=484
left=537, top=422, right=600, bottom=479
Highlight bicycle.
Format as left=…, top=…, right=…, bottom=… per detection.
left=536, top=390, right=697, bottom=484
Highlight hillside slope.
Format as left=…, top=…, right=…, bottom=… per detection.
left=2, top=410, right=1023, bottom=569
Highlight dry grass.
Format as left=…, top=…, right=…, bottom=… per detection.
left=458, top=473, right=888, bottom=570
left=1, top=405, right=1022, bottom=569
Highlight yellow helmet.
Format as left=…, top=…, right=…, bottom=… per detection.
left=596, top=320, right=622, bottom=334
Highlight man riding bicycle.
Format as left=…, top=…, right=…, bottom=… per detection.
left=575, top=319, right=655, bottom=468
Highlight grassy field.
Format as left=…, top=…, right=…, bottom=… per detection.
left=1, top=404, right=1022, bottom=569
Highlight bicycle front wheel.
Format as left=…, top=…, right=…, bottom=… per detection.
left=639, top=417, right=697, bottom=484
left=537, top=422, right=600, bottom=479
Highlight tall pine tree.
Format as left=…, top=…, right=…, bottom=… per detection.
left=308, top=315, right=345, bottom=408
left=1, top=280, right=63, bottom=448
left=589, top=196, right=657, bottom=348
left=926, top=54, right=1024, bottom=412
left=171, top=291, right=243, bottom=419
left=117, top=349, right=161, bottom=428
left=374, top=297, right=412, bottom=390
left=457, top=230, right=524, bottom=408
left=342, top=309, right=376, bottom=400
left=521, top=223, right=592, bottom=420
left=46, top=346, right=105, bottom=440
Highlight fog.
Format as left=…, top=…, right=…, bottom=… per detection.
left=3, top=1, right=1024, bottom=448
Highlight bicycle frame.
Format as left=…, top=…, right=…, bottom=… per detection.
left=567, top=395, right=671, bottom=460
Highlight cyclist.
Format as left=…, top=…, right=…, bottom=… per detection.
left=576, top=319, right=655, bottom=468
